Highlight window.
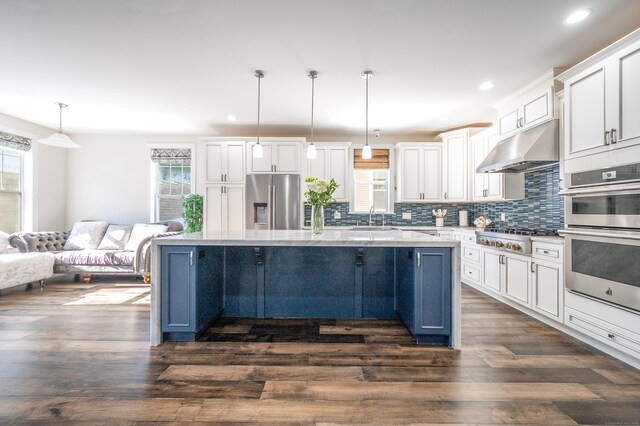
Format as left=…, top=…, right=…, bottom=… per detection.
left=151, top=148, right=192, bottom=222
left=351, top=148, right=392, bottom=213
left=0, top=147, right=23, bottom=233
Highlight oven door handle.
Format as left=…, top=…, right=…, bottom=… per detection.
left=559, top=182, right=640, bottom=196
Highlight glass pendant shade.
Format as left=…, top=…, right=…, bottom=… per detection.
left=361, top=144, right=372, bottom=160
left=253, top=142, right=263, bottom=158
left=39, top=131, right=80, bottom=148
left=307, top=143, right=317, bottom=159
left=39, top=102, right=80, bottom=149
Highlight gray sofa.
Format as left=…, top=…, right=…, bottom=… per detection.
left=9, top=221, right=182, bottom=283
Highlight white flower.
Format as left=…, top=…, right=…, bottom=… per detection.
left=310, top=179, right=328, bottom=193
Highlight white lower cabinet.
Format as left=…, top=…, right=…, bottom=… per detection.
left=481, top=247, right=531, bottom=307
left=565, top=291, right=640, bottom=360
left=204, top=185, right=245, bottom=231
left=456, top=231, right=482, bottom=288
left=530, top=241, right=564, bottom=321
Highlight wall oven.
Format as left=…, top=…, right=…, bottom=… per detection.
left=560, top=161, right=640, bottom=312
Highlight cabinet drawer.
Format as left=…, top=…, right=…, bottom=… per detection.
left=463, top=245, right=481, bottom=263
left=565, top=306, right=640, bottom=357
left=461, top=233, right=476, bottom=244
left=462, top=262, right=480, bottom=285
left=532, top=241, right=563, bottom=263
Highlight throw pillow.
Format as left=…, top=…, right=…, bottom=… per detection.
left=124, top=223, right=168, bottom=251
left=97, top=224, right=133, bottom=250
left=64, top=221, right=109, bottom=250
left=0, top=231, right=9, bottom=253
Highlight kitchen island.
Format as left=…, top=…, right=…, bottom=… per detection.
left=150, top=229, right=461, bottom=348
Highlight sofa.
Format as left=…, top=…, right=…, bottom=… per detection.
left=0, top=231, right=55, bottom=291
left=9, top=220, right=183, bottom=283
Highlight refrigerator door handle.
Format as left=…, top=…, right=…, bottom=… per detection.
left=270, top=184, right=277, bottom=229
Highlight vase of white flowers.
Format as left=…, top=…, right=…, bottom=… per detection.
left=304, top=177, right=338, bottom=234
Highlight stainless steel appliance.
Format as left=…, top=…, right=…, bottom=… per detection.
left=562, top=228, right=640, bottom=312
left=475, top=228, right=557, bottom=255
left=560, top=161, right=640, bottom=312
left=245, top=174, right=301, bottom=230
left=477, top=119, right=559, bottom=173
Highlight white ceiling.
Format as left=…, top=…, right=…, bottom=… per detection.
left=1, top=0, right=639, bottom=136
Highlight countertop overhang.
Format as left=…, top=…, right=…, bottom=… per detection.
left=152, top=229, right=462, bottom=248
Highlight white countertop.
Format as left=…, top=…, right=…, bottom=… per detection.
left=153, top=229, right=461, bottom=247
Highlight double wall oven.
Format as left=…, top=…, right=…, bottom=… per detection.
left=560, top=162, right=640, bottom=312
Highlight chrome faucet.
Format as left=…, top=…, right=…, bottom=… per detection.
left=369, top=205, right=375, bottom=226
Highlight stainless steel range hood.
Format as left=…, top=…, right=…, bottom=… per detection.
left=477, top=119, right=559, bottom=173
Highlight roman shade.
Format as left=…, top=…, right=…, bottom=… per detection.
left=150, top=148, right=191, bottom=164
left=0, top=132, right=31, bottom=152
left=354, top=148, right=389, bottom=169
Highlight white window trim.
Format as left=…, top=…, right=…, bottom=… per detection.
left=148, top=143, right=196, bottom=223
left=348, top=143, right=395, bottom=214
left=0, top=125, right=34, bottom=232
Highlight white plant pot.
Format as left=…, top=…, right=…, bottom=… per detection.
left=435, top=217, right=444, bottom=227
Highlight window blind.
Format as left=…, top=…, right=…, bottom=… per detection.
left=150, top=148, right=191, bottom=164
left=0, top=132, right=31, bottom=152
left=353, top=148, right=389, bottom=169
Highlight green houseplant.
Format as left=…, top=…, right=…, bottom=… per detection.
left=183, top=193, right=203, bottom=233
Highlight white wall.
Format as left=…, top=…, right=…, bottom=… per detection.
left=67, top=134, right=199, bottom=227
left=0, top=113, right=67, bottom=231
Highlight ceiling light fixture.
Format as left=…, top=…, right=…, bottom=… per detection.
left=307, top=70, right=318, bottom=160
left=39, top=102, right=80, bottom=148
left=478, top=81, right=494, bottom=91
left=565, top=9, right=591, bottom=24
left=227, top=114, right=237, bottom=122
left=253, top=70, right=265, bottom=158
left=362, top=71, right=373, bottom=160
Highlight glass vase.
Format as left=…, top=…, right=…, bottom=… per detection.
left=311, top=205, right=325, bottom=234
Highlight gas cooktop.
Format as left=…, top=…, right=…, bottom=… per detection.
left=475, top=228, right=558, bottom=254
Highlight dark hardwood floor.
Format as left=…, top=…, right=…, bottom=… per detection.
left=1, top=276, right=639, bottom=424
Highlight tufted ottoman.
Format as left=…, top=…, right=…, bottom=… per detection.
left=0, top=252, right=55, bottom=291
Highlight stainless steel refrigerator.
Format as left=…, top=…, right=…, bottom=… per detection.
left=245, top=174, right=301, bottom=230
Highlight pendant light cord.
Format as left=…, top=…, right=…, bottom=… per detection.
left=56, top=102, right=67, bottom=133
left=365, top=75, right=369, bottom=147
left=311, top=75, right=315, bottom=144
left=256, top=72, right=262, bottom=144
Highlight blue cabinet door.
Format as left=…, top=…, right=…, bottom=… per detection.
left=415, top=248, right=451, bottom=339
left=396, top=247, right=451, bottom=345
left=161, top=246, right=196, bottom=333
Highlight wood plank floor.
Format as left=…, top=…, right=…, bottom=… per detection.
left=1, top=277, right=639, bottom=424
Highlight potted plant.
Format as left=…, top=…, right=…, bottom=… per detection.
left=304, top=177, right=338, bottom=234
left=183, top=194, right=203, bottom=233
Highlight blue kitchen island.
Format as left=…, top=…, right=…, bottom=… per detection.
left=150, top=229, right=461, bottom=348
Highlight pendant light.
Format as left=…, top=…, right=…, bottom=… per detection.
left=307, top=70, right=318, bottom=160
left=253, top=70, right=265, bottom=158
left=39, top=102, right=80, bottom=148
left=362, top=71, right=373, bottom=160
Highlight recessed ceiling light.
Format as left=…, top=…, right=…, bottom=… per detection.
left=478, top=81, right=494, bottom=91
left=565, top=9, right=591, bottom=24
left=440, top=116, right=449, bottom=122
left=227, top=115, right=237, bottom=122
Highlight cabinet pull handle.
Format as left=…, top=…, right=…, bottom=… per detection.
left=515, top=118, right=520, bottom=128
left=444, top=192, right=448, bottom=199
left=531, top=262, right=535, bottom=273
left=189, top=251, right=194, bottom=266
left=520, top=118, right=524, bottom=127
left=607, top=333, right=615, bottom=339
left=274, top=164, right=277, bottom=172
left=610, top=128, right=617, bottom=144
left=417, top=252, right=421, bottom=268
left=221, top=174, right=224, bottom=181
left=604, top=130, right=610, bottom=146
left=224, top=174, right=227, bottom=181
left=221, top=186, right=223, bottom=194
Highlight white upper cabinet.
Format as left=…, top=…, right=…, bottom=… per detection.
left=495, top=69, right=563, bottom=141
left=560, top=33, right=640, bottom=161
left=306, top=143, right=350, bottom=201
left=440, top=129, right=478, bottom=202
left=396, top=143, right=441, bottom=202
left=205, top=142, right=245, bottom=184
left=471, top=127, right=524, bottom=201
left=248, top=140, right=302, bottom=174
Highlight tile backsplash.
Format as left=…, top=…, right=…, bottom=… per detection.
left=305, top=165, right=564, bottom=231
